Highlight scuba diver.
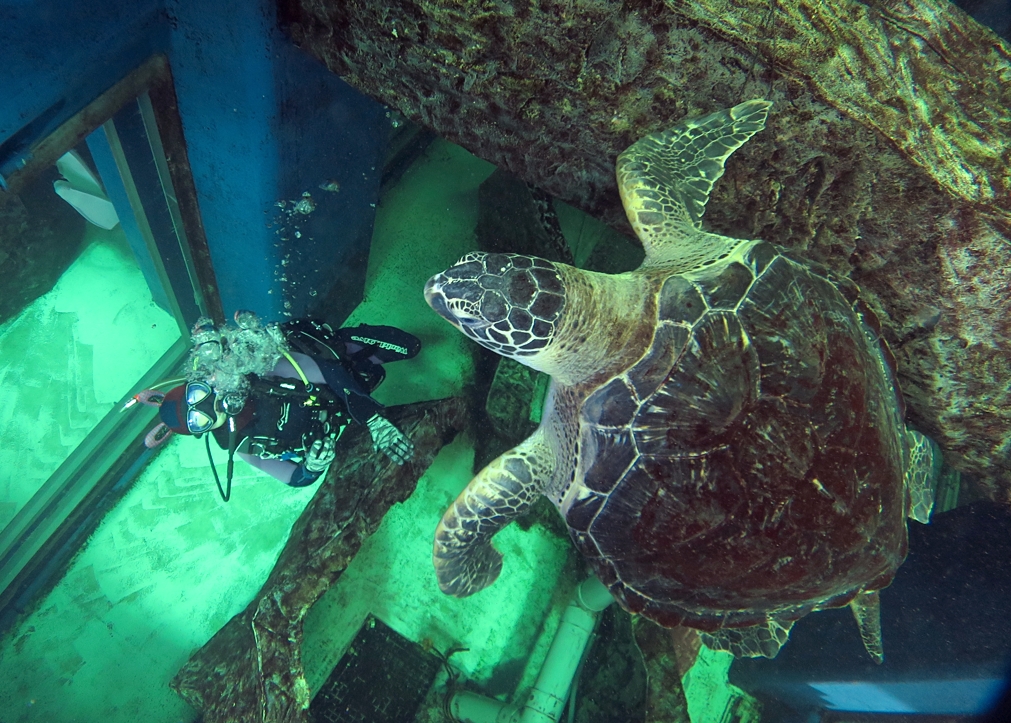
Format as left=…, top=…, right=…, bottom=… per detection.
left=131, top=311, right=420, bottom=500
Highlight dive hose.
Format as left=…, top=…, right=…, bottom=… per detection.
left=205, top=417, right=237, bottom=502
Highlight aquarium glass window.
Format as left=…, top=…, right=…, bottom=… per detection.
left=0, top=144, right=181, bottom=529
left=0, top=57, right=214, bottom=603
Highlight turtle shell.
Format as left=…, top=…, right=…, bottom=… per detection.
left=564, top=240, right=909, bottom=631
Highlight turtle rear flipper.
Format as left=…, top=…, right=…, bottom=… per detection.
left=699, top=616, right=796, bottom=659
left=433, top=429, right=554, bottom=597
left=850, top=590, right=885, bottom=664
left=904, top=428, right=942, bottom=524
left=616, top=99, right=771, bottom=272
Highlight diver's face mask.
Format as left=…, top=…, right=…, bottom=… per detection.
left=185, top=381, right=225, bottom=434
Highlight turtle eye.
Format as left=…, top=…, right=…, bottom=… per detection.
left=457, top=314, right=485, bottom=327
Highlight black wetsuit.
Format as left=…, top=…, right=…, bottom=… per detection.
left=210, top=322, right=420, bottom=486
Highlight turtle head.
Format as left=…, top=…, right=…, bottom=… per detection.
left=425, top=252, right=565, bottom=365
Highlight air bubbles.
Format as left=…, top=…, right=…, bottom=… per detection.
left=293, top=192, right=316, bottom=215
left=386, top=110, right=406, bottom=129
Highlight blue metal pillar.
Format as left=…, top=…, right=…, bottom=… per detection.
left=166, top=0, right=387, bottom=322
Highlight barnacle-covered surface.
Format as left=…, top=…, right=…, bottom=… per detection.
left=279, top=0, right=1011, bottom=503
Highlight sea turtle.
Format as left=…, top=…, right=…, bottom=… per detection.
left=424, top=100, right=938, bottom=661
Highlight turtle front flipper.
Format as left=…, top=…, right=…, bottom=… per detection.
left=904, top=428, right=941, bottom=524
left=699, top=616, right=796, bottom=659
left=434, top=430, right=554, bottom=597
left=616, top=99, right=771, bottom=272
left=849, top=590, right=885, bottom=664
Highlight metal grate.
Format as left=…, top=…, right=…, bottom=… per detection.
left=310, top=616, right=442, bottom=723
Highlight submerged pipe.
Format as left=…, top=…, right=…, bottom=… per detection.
left=450, top=575, right=614, bottom=723
left=451, top=690, right=515, bottom=723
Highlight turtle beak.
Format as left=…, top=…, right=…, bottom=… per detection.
left=424, top=274, right=453, bottom=322
left=425, top=274, right=488, bottom=336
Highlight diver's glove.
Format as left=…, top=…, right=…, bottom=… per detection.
left=366, top=413, right=414, bottom=465
left=304, top=436, right=337, bottom=474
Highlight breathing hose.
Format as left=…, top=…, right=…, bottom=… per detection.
left=204, top=418, right=237, bottom=502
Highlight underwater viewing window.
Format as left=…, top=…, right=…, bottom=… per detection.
left=0, top=55, right=219, bottom=616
